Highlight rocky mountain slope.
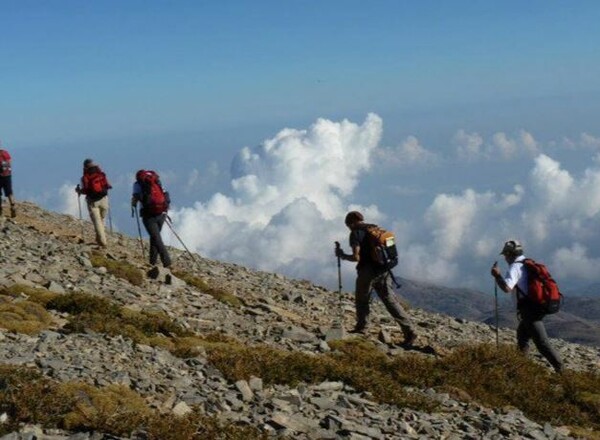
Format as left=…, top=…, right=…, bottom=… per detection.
left=0, top=202, right=599, bottom=439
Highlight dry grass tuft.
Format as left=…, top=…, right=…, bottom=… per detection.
left=384, top=343, right=600, bottom=430
left=146, top=412, right=267, bottom=440
left=59, top=383, right=150, bottom=435
left=0, top=297, right=53, bottom=334
left=0, top=365, right=265, bottom=439
left=0, top=284, right=58, bottom=306
left=89, top=252, right=144, bottom=286
left=45, top=292, right=194, bottom=343
left=206, top=340, right=434, bottom=411
left=172, top=270, right=244, bottom=308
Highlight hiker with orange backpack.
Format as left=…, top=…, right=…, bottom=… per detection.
left=0, top=145, right=17, bottom=218
left=491, top=240, right=563, bottom=372
left=75, top=159, right=112, bottom=247
left=335, top=211, right=417, bottom=346
left=131, top=170, right=172, bottom=269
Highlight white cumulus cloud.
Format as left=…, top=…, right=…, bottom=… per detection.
left=58, top=182, right=85, bottom=219
left=375, top=135, right=440, bottom=168
left=454, top=129, right=539, bottom=161
left=552, top=243, right=600, bottom=281
left=454, top=129, right=485, bottom=161
left=169, top=114, right=382, bottom=280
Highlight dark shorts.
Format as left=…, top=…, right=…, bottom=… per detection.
left=0, top=175, right=12, bottom=198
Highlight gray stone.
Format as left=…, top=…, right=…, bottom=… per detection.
left=324, top=326, right=346, bottom=342
left=314, top=381, right=344, bottom=391
left=309, top=396, right=336, bottom=410
left=44, top=281, right=65, bottom=294
left=249, top=376, right=263, bottom=391
left=378, top=328, right=393, bottom=345
left=281, top=325, right=317, bottom=343
left=235, top=380, right=254, bottom=402
left=172, top=401, right=193, bottom=417
left=269, top=412, right=319, bottom=433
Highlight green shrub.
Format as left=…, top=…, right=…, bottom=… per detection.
left=90, top=252, right=144, bottom=286
left=172, top=270, right=244, bottom=308
left=206, top=341, right=434, bottom=411
left=44, top=292, right=193, bottom=343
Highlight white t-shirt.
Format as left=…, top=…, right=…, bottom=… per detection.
left=503, top=255, right=528, bottom=300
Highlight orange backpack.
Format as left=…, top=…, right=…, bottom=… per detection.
left=363, top=224, right=398, bottom=270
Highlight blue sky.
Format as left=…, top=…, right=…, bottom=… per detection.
left=2, top=1, right=600, bottom=291
left=3, top=1, right=600, bottom=144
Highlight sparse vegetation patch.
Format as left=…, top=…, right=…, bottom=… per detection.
left=0, top=299, right=52, bottom=334
left=89, top=252, right=144, bottom=286
left=173, top=270, right=244, bottom=308
left=0, top=365, right=265, bottom=439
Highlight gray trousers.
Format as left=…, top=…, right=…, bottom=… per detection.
left=355, top=266, right=415, bottom=336
left=142, top=214, right=171, bottom=268
left=517, top=305, right=563, bottom=372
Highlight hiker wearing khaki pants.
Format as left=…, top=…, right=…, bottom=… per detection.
left=76, top=159, right=112, bottom=248
left=87, top=196, right=109, bottom=247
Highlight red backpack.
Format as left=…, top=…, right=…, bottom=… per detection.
left=519, top=259, right=562, bottom=314
left=136, top=170, right=169, bottom=215
left=0, top=150, right=11, bottom=177
left=82, top=168, right=109, bottom=198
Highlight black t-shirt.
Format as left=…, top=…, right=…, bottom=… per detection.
left=349, top=227, right=372, bottom=269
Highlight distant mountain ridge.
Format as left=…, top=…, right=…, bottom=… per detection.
left=396, top=276, right=600, bottom=346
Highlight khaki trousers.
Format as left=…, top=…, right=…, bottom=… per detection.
left=87, top=196, right=109, bottom=246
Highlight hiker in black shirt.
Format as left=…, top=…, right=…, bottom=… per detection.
left=336, top=211, right=417, bottom=346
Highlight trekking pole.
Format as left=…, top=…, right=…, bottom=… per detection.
left=76, top=187, right=85, bottom=239
left=493, top=261, right=499, bottom=348
left=164, top=215, right=201, bottom=266
left=335, top=241, right=343, bottom=327
left=132, top=206, right=146, bottom=259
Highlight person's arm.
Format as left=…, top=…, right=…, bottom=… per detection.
left=491, top=262, right=519, bottom=293
left=131, top=182, right=141, bottom=206
left=76, top=176, right=87, bottom=195
left=338, top=244, right=360, bottom=262
left=335, top=230, right=361, bottom=263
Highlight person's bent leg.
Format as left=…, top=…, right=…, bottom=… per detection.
left=517, top=308, right=534, bottom=355
left=5, top=176, right=15, bottom=217
left=155, top=215, right=171, bottom=267
left=530, top=317, right=563, bottom=372
left=142, top=216, right=160, bottom=265
left=87, top=201, right=105, bottom=246
left=375, top=272, right=416, bottom=343
left=354, top=268, right=373, bottom=332
left=94, top=198, right=108, bottom=246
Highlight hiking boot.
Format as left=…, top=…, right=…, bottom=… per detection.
left=348, top=327, right=366, bottom=335
left=10, top=206, right=15, bottom=218
left=147, top=266, right=160, bottom=280
left=402, top=331, right=417, bottom=347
